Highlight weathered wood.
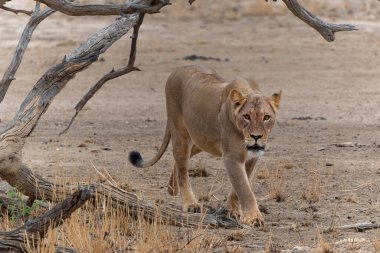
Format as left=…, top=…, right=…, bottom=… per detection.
left=0, top=174, right=241, bottom=252
left=3, top=164, right=243, bottom=229
left=37, top=0, right=170, bottom=16
left=190, top=0, right=356, bottom=42
left=0, top=5, right=33, bottom=15
left=0, top=12, right=140, bottom=165
left=324, top=222, right=380, bottom=233
left=0, top=5, right=141, bottom=249
left=0, top=5, right=55, bottom=103
left=0, top=188, right=92, bottom=252
left=60, top=13, right=145, bottom=135
left=281, top=0, right=357, bottom=42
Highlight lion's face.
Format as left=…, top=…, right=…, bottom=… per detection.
left=229, top=90, right=282, bottom=153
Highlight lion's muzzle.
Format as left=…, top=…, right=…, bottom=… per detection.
left=246, top=144, right=265, bottom=151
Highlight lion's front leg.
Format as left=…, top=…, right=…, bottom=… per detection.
left=227, top=157, right=258, bottom=217
left=224, top=156, right=263, bottom=226
left=227, top=189, right=241, bottom=217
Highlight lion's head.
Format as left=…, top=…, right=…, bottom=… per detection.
left=229, top=89, right=282, bottom=153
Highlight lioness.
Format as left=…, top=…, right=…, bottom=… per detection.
left=129, top=65, right=281, bottom=225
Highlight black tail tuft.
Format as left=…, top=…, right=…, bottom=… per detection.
left=129, top=151, right=143, bottom=168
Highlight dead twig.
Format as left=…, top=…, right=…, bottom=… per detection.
left=281, top=0, right=357, bottom=42
left=0, top=5, right=33, bottom=15
left=324, top=222, right=380, bottom=233
left=265, top=0, right=356, bottom=42
left=0, top=4, right=55, bottom=103
left=60, top=13, right=145, bottom=135
left=37, top=0, right=171, bottom=16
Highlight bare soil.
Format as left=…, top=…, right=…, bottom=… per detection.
left=1, top=3, right=380, bottom=252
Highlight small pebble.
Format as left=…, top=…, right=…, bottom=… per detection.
left=292, top=246, right=311, bottom=253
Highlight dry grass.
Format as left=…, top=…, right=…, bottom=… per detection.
left=268, top=168, right=287, bottom=202
left=21, top=194, right=225, bottom=252
left=264, top=233, right=282, bottom=253
left=189, top=160, right=210, bottom=178
left=283, top=162, right=296, bottom=170
left=0, top=173, right=226, bottom=253
left=345, top=193, right=358, bottom=204
left=198, top=191, right=211, bottom=202
left=256, top=166, right=270, bottom=180
left=226, top=231, right=245, bottom=241
left=366, top=232, right=380, bottom=253
left=313, top=243, right=336, bottom=253
left=313, top=232, right=336, bottom=253
left=371, top=236, right=380, bottom=252
left=301, top=171, right=321, bottom=203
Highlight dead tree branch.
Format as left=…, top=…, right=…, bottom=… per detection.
left=0, top=188, right=92, bottom=252
left=60, top=13, right=145, bottom=135
left=0, top=5, right=33, bottom=15
left=0, top=164, right=241, bottom=246
left=0, top=12, right=140, bottom=165
left=0, top=3, right=142, bottom=227
left=37, top=0, right=171, bottom=16
left=324, top=222, right=380, bottom=233
left=281, top=0, right=357, bottom=42
left=3, top=164, right=243, bottom=229
left=0, top=5, right=55, bottom=104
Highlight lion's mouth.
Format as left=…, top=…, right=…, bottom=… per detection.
left=246, top=144, right=265, bottom=151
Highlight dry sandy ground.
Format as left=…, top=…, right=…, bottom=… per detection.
left=0, top=2, right=380, bottom=252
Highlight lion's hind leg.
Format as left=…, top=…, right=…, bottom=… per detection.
left=172, top=135, right=201, bottom=213
left=167, top=163, right=179, bottom=196
left=167, top=145, right=202, bottom=197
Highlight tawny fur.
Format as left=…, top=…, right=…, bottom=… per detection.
left=129, top=65, right=281, bottom=225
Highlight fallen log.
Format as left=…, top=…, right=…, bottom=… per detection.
left=0, top=188, right=92, bottom=252
left=324, top=221, right=380, bottom=233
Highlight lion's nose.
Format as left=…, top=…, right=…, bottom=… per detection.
left=251, top=134, right=263, bottom=141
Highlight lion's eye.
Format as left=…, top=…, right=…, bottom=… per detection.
left=264, top=115, right=271, bottom=121
left=243, top=114, right=250, bottom=120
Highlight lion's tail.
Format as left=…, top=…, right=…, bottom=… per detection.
left=129, top=121, right=171, bottom=168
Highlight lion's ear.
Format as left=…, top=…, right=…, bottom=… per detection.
left=229, top=89, right=247, bottom=107
left=268, top=90, right=282, bottom=111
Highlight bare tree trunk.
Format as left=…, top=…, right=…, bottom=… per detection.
left=0, top=12, right=140, bottom=174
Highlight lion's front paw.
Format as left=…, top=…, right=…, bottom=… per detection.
left=240, top=210, right=264, bottom=227
left=183, top=203, right=202, bottom=213
left=227, top=195, right=241, bottom=219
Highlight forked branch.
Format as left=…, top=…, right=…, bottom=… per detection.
left=60, top=13, right=145, bottom=135
left=37, top=0, right=170, bottom=16
left=0, top=5, right=33, bottom=15
left=281, top=0, right=357, bottom=41
left=0, top=5, right=55, bottom=104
